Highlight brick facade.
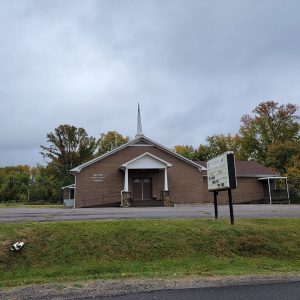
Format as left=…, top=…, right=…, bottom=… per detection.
left=203, top=177, right=267, bottom=204
left=74, top=145, right=204, bottom=207
left=71, top=136, right=280, bottom=208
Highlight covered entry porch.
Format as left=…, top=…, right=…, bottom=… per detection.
left=120, top=152, right=173, bottom=207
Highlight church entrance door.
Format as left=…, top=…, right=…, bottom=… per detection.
left=133, top=178, right=152, bottom=200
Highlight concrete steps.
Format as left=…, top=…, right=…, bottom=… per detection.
left=131, top=200, right=164, bottom=207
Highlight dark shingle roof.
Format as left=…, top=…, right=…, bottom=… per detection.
left=196, top=160, right=278, bottom=177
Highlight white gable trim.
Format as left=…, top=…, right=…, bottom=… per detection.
left=70, top=135, right=205, bottom=173
left=129, top=144, right=154, bottom=147
left=121, top=152, right=172, bottom=169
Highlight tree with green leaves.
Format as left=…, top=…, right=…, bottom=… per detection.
left=201, top=134, right=244, bottom=160
left=174, top=135, right=243, bottom=161
left=40, top=124, right=97, bottom=182
left=0, top=165, right=30, bottom=202
left=97, top=131, right=129, bottom=156
left=265, top=140, right=300, bottom=174
left=239, top=101, right=300, bottom=163
left=30, top=164, right=61, bottom=202
left=286, top=159, right=300, bottom=202
left=173, top=145, right=199, bottom=160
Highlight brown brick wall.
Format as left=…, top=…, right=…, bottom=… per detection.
left=63, top=189, right=69, bottom=200
left=75, top=145, right=204, bottom=207
left=202, top=177, right=265, bottom=204
left=63, top=188, right=75, bottom=200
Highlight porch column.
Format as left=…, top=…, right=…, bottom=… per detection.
left=164, top=168, right=168, bottom=191
left=286, top=178, right=290, bottom=205
left=124, top=167, right=129, bottom=192
left=267, top=178, right=272, bottom=205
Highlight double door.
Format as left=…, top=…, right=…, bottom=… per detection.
left=133, top=178, right=152, bottom=200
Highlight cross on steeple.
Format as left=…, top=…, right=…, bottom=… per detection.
left=136, top=103, right=143, bottom=138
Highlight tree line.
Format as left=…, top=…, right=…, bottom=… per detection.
left=174, top=101, right=300, bottom=201
left=0, top=130, right=129, bottom=203
left=0, top=100, right=299, bottom=203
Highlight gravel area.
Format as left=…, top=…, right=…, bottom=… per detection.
left=1, top=275, right=300, bottom=300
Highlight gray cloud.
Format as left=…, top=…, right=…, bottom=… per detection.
left=0, top=0, right=299, bottom=165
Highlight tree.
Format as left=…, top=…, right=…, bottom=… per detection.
left=0, top=166, right=30, bottom=202
left=239, top=101, right=300, bottom=163
left=196, top=145, right=211, bottom=161
left=97, top=131, right=129, bottom=156
left=40, top=125, right=97, bottom=181
left=30, top=164, right=61, bottom=202
left=203, top=134, right=244, bottom=160
left=286, top=159, right=300, bottom=203
left=266, top=140, right=300, bottom=174
left=174, top=135, right=243, bottom=161
left=173, top=145, right=199, bottom=160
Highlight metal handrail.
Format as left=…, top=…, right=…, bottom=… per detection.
left=236, top=191, right=289, bottom=203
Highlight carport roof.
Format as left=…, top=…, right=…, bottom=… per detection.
left=61, top=184, right=76, bottom=189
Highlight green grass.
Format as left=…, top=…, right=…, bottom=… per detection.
left=0, top=218, right=299, bottom=288
left=0, top=203, right=63, bottom=208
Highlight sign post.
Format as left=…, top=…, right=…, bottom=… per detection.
left=228, top=189, right=234, bottom=225
left=207, top=152, right=237, bottom=225
left=213, top=191, right=218, bottom=219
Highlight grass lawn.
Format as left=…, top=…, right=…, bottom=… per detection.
left=0, top=203, right=63, bottom=208
left=0, top=218, right=299, bottom=288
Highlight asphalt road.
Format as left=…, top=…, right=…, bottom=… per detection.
left=0, top=204, right=299, bottom=223
left=92, top=281, right=300, bottom=300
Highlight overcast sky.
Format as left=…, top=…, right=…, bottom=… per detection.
left=1, top=0, right=300, bottom=166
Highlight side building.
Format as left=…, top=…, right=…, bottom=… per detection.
left=198, top=160, right=289, bottom=204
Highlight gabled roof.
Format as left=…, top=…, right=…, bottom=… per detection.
left=121, top=152, right=172, bottom=169
left=71, top=135, right=205, bottom=173
left=196, top=160, right=278, bottom=177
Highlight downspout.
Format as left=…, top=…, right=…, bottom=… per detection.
left=286, top=177, right=290, bottom=205
left=120, top=167, right=129, bottom=207
left=267, top=178, right=272, bottom=205
left=73, top=174, right=77, bottom=209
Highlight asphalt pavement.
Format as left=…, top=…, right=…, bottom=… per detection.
left=0, top=204, right=299, bottom=223
left=1, top=275, right=300, bottom=300
left=93, top=281, right=300, bottom=300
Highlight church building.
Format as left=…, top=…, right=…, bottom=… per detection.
left=64, top=105, right=289, bottom=208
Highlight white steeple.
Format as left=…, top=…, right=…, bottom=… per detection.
left=136, top=103, right=143, bottom=138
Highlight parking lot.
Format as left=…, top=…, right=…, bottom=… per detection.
left=0, top=204, right=299, bottom=223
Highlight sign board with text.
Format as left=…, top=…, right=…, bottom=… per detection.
left=207, top=152, right=237, bottom=191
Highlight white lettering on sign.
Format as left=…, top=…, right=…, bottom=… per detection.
left=91, top=174, right=105, bottom=182
left=207, top=153, right=231, bottom=191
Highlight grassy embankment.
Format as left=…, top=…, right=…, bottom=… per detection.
left=0, top=218, right=299, bottom=288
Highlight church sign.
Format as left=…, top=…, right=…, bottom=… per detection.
left=91, top=174, right=105, bottom=182
left=207, top=152, right=236, bottom=191
left=207, top=152, right=237, bottom=225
